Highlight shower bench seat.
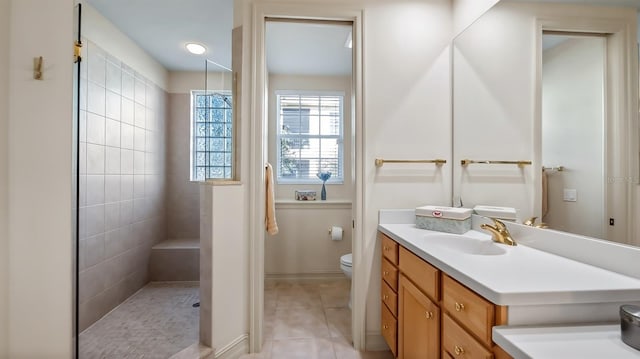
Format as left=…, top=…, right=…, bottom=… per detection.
left=150, top=238, right=200, bottom=281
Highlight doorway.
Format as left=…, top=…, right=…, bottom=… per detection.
left=262, top=18, right=355, bottom=356
left=541, top=32, right=606, bottom=238
left=536, top=18, right=637, bottom=245
left=249, top=5, right=365, bottom=354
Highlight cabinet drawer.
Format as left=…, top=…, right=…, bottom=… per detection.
left=380, top=233, right=399, bottom=265
left=381, top=302, right=397, bottom=357
left=442, top=275, right=494, bottom=346
left=443, top=314, right=493, bottom=359
left=382, top=258, right=399, bottom=291
left=381, top=280, right=398, bottom=316
left=399, top=246, right=439, bottom=301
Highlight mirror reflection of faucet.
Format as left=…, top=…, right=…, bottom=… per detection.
left=480, top=218, right=517, bottom=246
left=523, top=217, right=549, bottom=229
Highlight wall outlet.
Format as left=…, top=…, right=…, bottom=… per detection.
left=563, top=189, right=577, bottom=202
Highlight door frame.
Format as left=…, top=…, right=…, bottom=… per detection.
left=534, top=14, right=638, bottom=245
left=248, top=3, right=365, bottom=352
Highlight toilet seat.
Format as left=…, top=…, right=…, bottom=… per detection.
left=340, top=253, right=352, bottom=267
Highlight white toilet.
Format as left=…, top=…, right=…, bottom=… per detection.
left=340, top=253, right=353, bottom=308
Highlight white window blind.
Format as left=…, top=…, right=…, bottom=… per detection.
left=276, top=92, right=344, bottom=183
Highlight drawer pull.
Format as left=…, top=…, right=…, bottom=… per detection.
left=455, top=302, right=465, bottom=312
left=383, top=324, right=389, bottom=330
left=454, top=345, right=465, bottom=355
left=425, top=311, right=434, bottom=319
left=384, top=246, right=390, bottom=251
left=382, top=294, right=389, bottom=300
left=383, top=271, right=389, bottom=276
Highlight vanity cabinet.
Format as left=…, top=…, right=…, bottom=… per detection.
left=379, top=232, right=511, bottom=359
left=399, top=274, right=440, bottom=358
left=381, top=234, right=400, bottom=356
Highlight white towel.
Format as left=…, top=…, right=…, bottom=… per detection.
left=265, top=163, right=279, bottom=235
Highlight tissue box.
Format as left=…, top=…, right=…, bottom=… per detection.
left=415, top=206, right=472, bottom=234
left=295, top=190, right=316, bottom=201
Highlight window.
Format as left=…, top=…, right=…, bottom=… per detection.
left=276, top=92, right=344, bottom=183
left=191, top=91, right=233, bottom=181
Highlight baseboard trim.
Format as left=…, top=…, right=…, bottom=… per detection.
left=265, top=272, right=345, bottom=281
left=365, top=332, right=390, bottom=352
left=215, top=334, right=249, bottom=359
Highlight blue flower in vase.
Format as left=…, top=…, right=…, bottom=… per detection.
left=317, top=172, right=332, bottom=200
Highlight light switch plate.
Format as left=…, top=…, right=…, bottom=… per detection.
left=563, top=189, right=577, bottom=202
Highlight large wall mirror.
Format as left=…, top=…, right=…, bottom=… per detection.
left=452, top=0, right=639, bottom=247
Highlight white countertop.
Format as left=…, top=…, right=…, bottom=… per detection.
left=377, top=223, right=640, bottom=306
left=493, top=324, right=640, bottom=358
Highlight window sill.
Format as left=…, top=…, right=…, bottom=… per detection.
left=196, top=179, right=243, bottom=186
left=275, top=199, right=352, bottom=210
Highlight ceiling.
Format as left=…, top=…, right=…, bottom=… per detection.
left=85, top=1, right=352, bottom=75
left=86, top=0, right=637, bottom=74
left=87, top=0, right=233, bottom=71
left=266, top=21, right=353, bottom=76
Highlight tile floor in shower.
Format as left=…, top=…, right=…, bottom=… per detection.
left=240, top=278, right=393, bottom=359
left=79, top=282, right=200, bottom=359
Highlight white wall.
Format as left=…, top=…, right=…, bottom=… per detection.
left=362, top=1, right=452, bottom=346
left=82, top=2, right=168, bottom=90
left=0, top=0, right=9, bottom=355
left=200, top=184, right=248, bottom=354
left=452, top=3, right=536, bottom=219
left=168, top=70, right=232, bottom=94
left=8, top=0, right=74, bottom=357
left=452, top=0, right=500, bottom=37
left=542, top=37, right=605, bottom=238
left=266, top=203, right=353, bottom=275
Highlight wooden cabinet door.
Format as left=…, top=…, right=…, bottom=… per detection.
left=398, top=275, right=439, bottom=359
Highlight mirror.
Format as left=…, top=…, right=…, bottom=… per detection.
left=452, top=0, right=639, bottom=246
left=541, top=33, right=605, bottom=238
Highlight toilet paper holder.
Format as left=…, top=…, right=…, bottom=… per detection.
left=328, top=226, right=344, bottom=240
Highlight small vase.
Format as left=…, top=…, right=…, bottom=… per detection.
left=321, top=183, right=327, bottom=200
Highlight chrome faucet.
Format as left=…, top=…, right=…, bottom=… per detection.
left=480, top=218, right=517, bottom=246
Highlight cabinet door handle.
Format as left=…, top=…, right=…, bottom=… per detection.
left=383, top=246, right=390, bottom=251
left=454, top=345, right=465, bottom=355
left=382, top=294, right=389, bottom=300
left=455, top=302, right=465, bottom=312
left=383, top=324, right=389, bottom=330
left=383, top=271, right=389, bottom=276
left=425, top=311, right=434, bottom=319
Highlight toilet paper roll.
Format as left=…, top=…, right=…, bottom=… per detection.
left=331, top=226, right=343, bottom=241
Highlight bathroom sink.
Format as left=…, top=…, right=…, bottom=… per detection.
left=423, top=233, right=507, bottom=256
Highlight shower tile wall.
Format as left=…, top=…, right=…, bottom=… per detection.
left=78, top=40, right=167, bottom=331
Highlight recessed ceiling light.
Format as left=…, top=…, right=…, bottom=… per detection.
left=186, top=43, right=206, bottom=55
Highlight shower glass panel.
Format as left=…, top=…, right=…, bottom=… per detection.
left=72, top=3, right=82, bottom=357
left=193, top=59, right=233, bottom=180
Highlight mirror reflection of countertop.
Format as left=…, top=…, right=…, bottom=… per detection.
left=377, top=223, right=640, bottom=306
left=493, top=324, right=640, bottom=359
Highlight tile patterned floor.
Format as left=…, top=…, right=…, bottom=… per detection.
left=79, top=282, right=199, bottom=359
left=240, top=279, right=393, bottom=359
